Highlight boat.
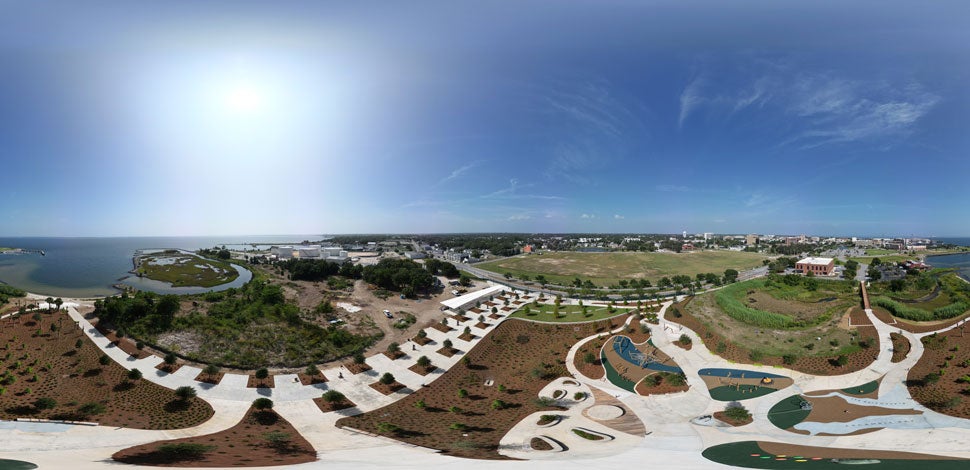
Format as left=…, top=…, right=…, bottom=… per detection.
left=831, top=459, right=881, bottom=465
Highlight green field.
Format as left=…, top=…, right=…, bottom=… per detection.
left=135, top=251, right=238, bottom=288
left=478, top=250, right=769, bottom=286
left=508, top=302, right=630, bottom=323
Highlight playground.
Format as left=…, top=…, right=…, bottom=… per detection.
left=703, top=441, right=969, bottom=469
left=767, top=379, right=924, bottom=436
left=600, top=335, right=686, bottom=394
left=698, top=368, right=793, bottom=401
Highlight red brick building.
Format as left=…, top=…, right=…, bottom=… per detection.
left=795, top=257, right=835, bottom=276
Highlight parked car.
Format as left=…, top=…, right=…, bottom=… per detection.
left=383, top=309, right=393, bottom=318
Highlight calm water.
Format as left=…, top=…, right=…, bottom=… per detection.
left=0, top=236, right=320, bottom=297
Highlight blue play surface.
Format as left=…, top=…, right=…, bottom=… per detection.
left=699, top=368, right=786, bottom=379
left=612, top=335, right=683, bottom=374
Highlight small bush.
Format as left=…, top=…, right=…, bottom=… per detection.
left=253, top=397, right=274, bottom=410
left=379, top=372, right=395, bottom=385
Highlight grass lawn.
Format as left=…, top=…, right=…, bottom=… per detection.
left=135, top=252, right=238, bottom=288
left=847, top=255, right=913, bottom=265
left=508, top=302, right=631, bottom=323
left=477, top=250, right=769, bottom=286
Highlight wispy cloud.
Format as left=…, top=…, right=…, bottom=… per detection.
left=679, top=77, right=706, bottom=128
left=613, top=214, right=624, bottom=220
left=482, top=178, right=564, bottom=201
left=507, top=214, right=532, bottom=221
left=678, top=59, right=939, bottom=150
left=435, top=160, right=481, bottom=186
left=656, top=184, right=691, bottom=193
left=581, top=213, right=596, bottom=219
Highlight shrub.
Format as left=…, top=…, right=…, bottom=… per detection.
left=458, top=388, right=468, bottom=398
left=379, top=372, right=395, bottom=385
left=679, top=334, right=692, bottom=345
left=263, top=431, right=291, bottom=448
left=836, top=355, right=849, bottom=367
left=724, top=404, right=751, bottom=421
left=78, top=402, right=106, bottom=416
left=203, top=364, right=221, bottom=376
left=253, top=398, right=274, bottom=410
left=782, top=354, right=797, bottom=365
left=353, top=352, right=366, bottom=364
left=387, top=342, right=400, bottom=354
left=98, top=355, right=110, bottom=366
left=449, top=423, right=467, bottom=431
left=34, top=397, right=57, bottom=410
left=254, top=368, right=269, bottom=379
left=583, top=352, right=597, bottom=364
left=305, top=364, right=321, bottom=376
left=156, top=442, right=215, bottom=459
left=376, top=422, right=399, bottom=434
left=491, top=399, right=506, bottom=410
left=321, top=390, right=345, bottom=403
left=163, top=352, right=177, bottom=365
left=414, top=399, right=426, bottom=409
left=443, top=339, right=453, bottom=349
left=573, top=391, right=585, bottom=400
left=416, top=356, right=431, bottom=367
left=128, top=368, right=143, bottom=380
left=174, top=386, right=197, bottom=401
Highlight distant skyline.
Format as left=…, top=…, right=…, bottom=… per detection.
left=2, top=1, right=968, bottom=237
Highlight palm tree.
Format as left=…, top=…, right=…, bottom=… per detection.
left=54, top=298, right=63, bottom=312
left=45, top=297, right=54, bottom=312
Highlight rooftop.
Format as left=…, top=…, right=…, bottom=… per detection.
left=797, top=257, right=834, bottom=265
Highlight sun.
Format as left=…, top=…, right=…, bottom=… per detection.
left=223, top=83, right=264, bottom=113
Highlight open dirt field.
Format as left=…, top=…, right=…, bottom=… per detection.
left=476, top=250, right=769, bottom=286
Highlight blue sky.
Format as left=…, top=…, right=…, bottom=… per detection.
left=1, top=1, right=968, bottom=237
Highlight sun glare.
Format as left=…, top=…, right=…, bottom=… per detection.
left=223, top=83, right=263, bottom=113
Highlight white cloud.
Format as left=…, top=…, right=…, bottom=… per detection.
left=581, top=213, right=596, bottom=219
left=613, top=214, right=624, bottom=219
left=508, top=214, right=532, bottom=221
left=678, top=77, right=706, bottom=128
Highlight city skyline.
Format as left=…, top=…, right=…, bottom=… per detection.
left=2, top=1, right=968, bottom=237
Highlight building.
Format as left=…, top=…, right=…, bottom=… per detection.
left=273, top=246, right=294, bottom=259
left=745, top=234, right=760, bottom=246
left=522, top=244, right=534, bottom=253
left=681, top=243, right=695, bottom=251
left=296, top=246, right=321, bottom=258
left=404, top=251, right=426, bottom=260
left=795, top=257, right=835, bottom=276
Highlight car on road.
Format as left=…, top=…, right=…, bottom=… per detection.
left=383, top=309, right=393, bottom=318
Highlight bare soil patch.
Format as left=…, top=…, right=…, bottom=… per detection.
left=431, top=323, right=453, bottom=334
left=345, top=362, right=371, bottom=374
left=155, top=363, right=182, bottom=374
left=409, top=364, right=437, bottom=376
left=436, top=346, right=458, bottom=358
left=530, top=437, right=553, bottom=451
left=112, top=407, right=316, bottom=467
left=194, top=371, right=224, bottom=385
left=383, top=350, right=406, bottom=360
left=337, top=318, right=579, bottom=460
left=0, top=312, right=213, bottom=429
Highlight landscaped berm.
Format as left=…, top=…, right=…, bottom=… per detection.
left=0, top=309, right=213, bottom=429
left=676, top=275, right=879, bottom=375
left=337, top=316, right=627, bottom=460
left=703, top=441, right=969, bottom=469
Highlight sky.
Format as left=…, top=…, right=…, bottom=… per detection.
left=1, top=0, right=968, bottom=237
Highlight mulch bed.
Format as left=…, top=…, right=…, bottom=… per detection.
left=194, top=371, right=224, bottom=385
left=409, top=363, right=437, bottom=376
left=673, top=340, right=693, bottom=350
left=298, top=373, right=328, bottom=386
left=155, top=363, right=182, bottom=374
left=713, top=411, right=752, bottom=427
left=112, top=407, right=316, bottom=467
left=890, top=332, right=911, bottom=363
left=474, top=322, right=489, bottom=329
left=92, top=321, right=152, bottom=359
left=431, top=323, right=453, bottom=333
left=337, top=318, right=578, bottom=460
left=436, top=347, right=458, bottom=357
left=384, top=350, right=406, bottom=360
left=345, top=362, right=372, bottom=374
left=0, top=312, right=214, bottom=429
left=369, top=380, right=406, bottom=395
left=489, top=313, right=502, bottom=320
left=671, top=299, right=879, bottom=376
left=414, top=335, right=433, bottom=346
left=313, top=396, right=356, bottom=413
left=247, top=375, right=275, bottom=388
left=530, top=437, right=553, bottom=451
left=458, top=333, right=476, bottom=341
left=907, top=326, right=970, bottom=418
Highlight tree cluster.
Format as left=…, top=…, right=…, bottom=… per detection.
left=280, top=258, right=362, bottom=282
left=362, top=258, right=435, bottom=297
